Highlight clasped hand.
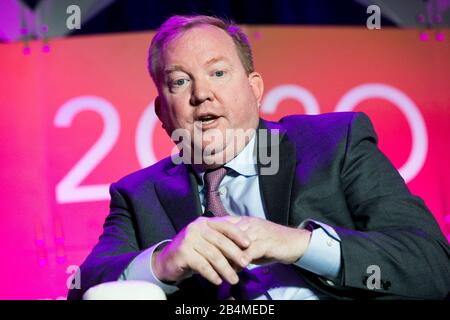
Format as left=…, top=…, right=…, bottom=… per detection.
left=152, top=216, right=312, bottom=285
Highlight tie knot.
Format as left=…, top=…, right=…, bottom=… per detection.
left=204, top=167, right=228, bottom=192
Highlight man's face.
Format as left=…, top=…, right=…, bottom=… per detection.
left=155, top=25, right=264, bottom=168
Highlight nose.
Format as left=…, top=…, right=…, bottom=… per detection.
left=190, top=79, right=214, bottom=106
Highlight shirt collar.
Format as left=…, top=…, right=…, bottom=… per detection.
left=225, top=134, right=258, bottom=177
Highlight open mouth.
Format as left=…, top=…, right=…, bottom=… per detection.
left=199, top=115, right=218, bottom=125
left=196, top=114, right=221, bottom=129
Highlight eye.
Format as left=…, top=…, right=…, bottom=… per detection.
left=214, top=70, right=224, bottom=77
left=171, top=78, right=189, bottom=88
left=175, top=79, right=186, bottom=86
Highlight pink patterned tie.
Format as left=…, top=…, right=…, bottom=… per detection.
left=204, top=167, right=229, bottom=217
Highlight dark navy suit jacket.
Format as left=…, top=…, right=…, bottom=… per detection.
left=68, top=112, right=450, bottom=300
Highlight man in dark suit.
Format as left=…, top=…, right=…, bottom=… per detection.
left=68, top=15, right=450, bottom=300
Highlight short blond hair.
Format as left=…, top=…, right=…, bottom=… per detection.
left=148, top=15, right=254, bottom=83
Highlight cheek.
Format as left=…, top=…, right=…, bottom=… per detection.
left=165, top=98, right=192, bottom=123
left=233, top=88, right=259, bottom=119
left=228, top=80, right=254, bottom=105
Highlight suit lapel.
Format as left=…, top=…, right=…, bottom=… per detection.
left=155, top=164, right=203, bottom=232
left=257, top=120, right=297, bottom=226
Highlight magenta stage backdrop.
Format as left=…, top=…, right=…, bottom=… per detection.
left=0, top=27, right=449, bottom=299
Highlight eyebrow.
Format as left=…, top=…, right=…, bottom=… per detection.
left=164, top=57, right=230, bottom=75
left=164, top=65, right=186, bottom=75
left=204, top=56, right=229, bottom=66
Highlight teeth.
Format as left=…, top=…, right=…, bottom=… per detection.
left=201, top=118, right=215, bottom=124
left=199, top=115, right=216, bottom=123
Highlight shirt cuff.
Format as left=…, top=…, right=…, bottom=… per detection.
left=118, top=239, right=179, bottom=295
left=294, top=220, right=342, bottom=281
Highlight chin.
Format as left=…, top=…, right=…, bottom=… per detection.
left=208, top=144, right=241, bottom=165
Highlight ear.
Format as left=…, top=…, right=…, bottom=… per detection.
left=154, top=96, right=166, bottom=129
left=248, top=72, right=264, bottom=107
left=155, top=96, right=161, bottom=118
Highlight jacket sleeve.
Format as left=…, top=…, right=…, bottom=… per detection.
left=67, top=183, right=143, bottom=300
left=336, top=112, right=450, bottom=299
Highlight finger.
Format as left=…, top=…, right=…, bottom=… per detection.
left=230, top=261, right=245, bottom=273
left=187, top=249, right=223, bottom=285
left=203, top=228, right=250, bottom=268
left=234, top=218, right=252, bottom=232
left=236, top=222, right=258, bottom=241
left=194, top=241, right=239, bottom=285
left=222, top=216, right=242, bottom=224
left=243, top=240, right=267, bottom=262
left=207, top=219, right=251, bottom=249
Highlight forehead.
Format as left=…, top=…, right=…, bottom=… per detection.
left=162, top=25, right=240, bottom=68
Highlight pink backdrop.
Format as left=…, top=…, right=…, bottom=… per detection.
left=0, top=27, right=449, bottom=299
